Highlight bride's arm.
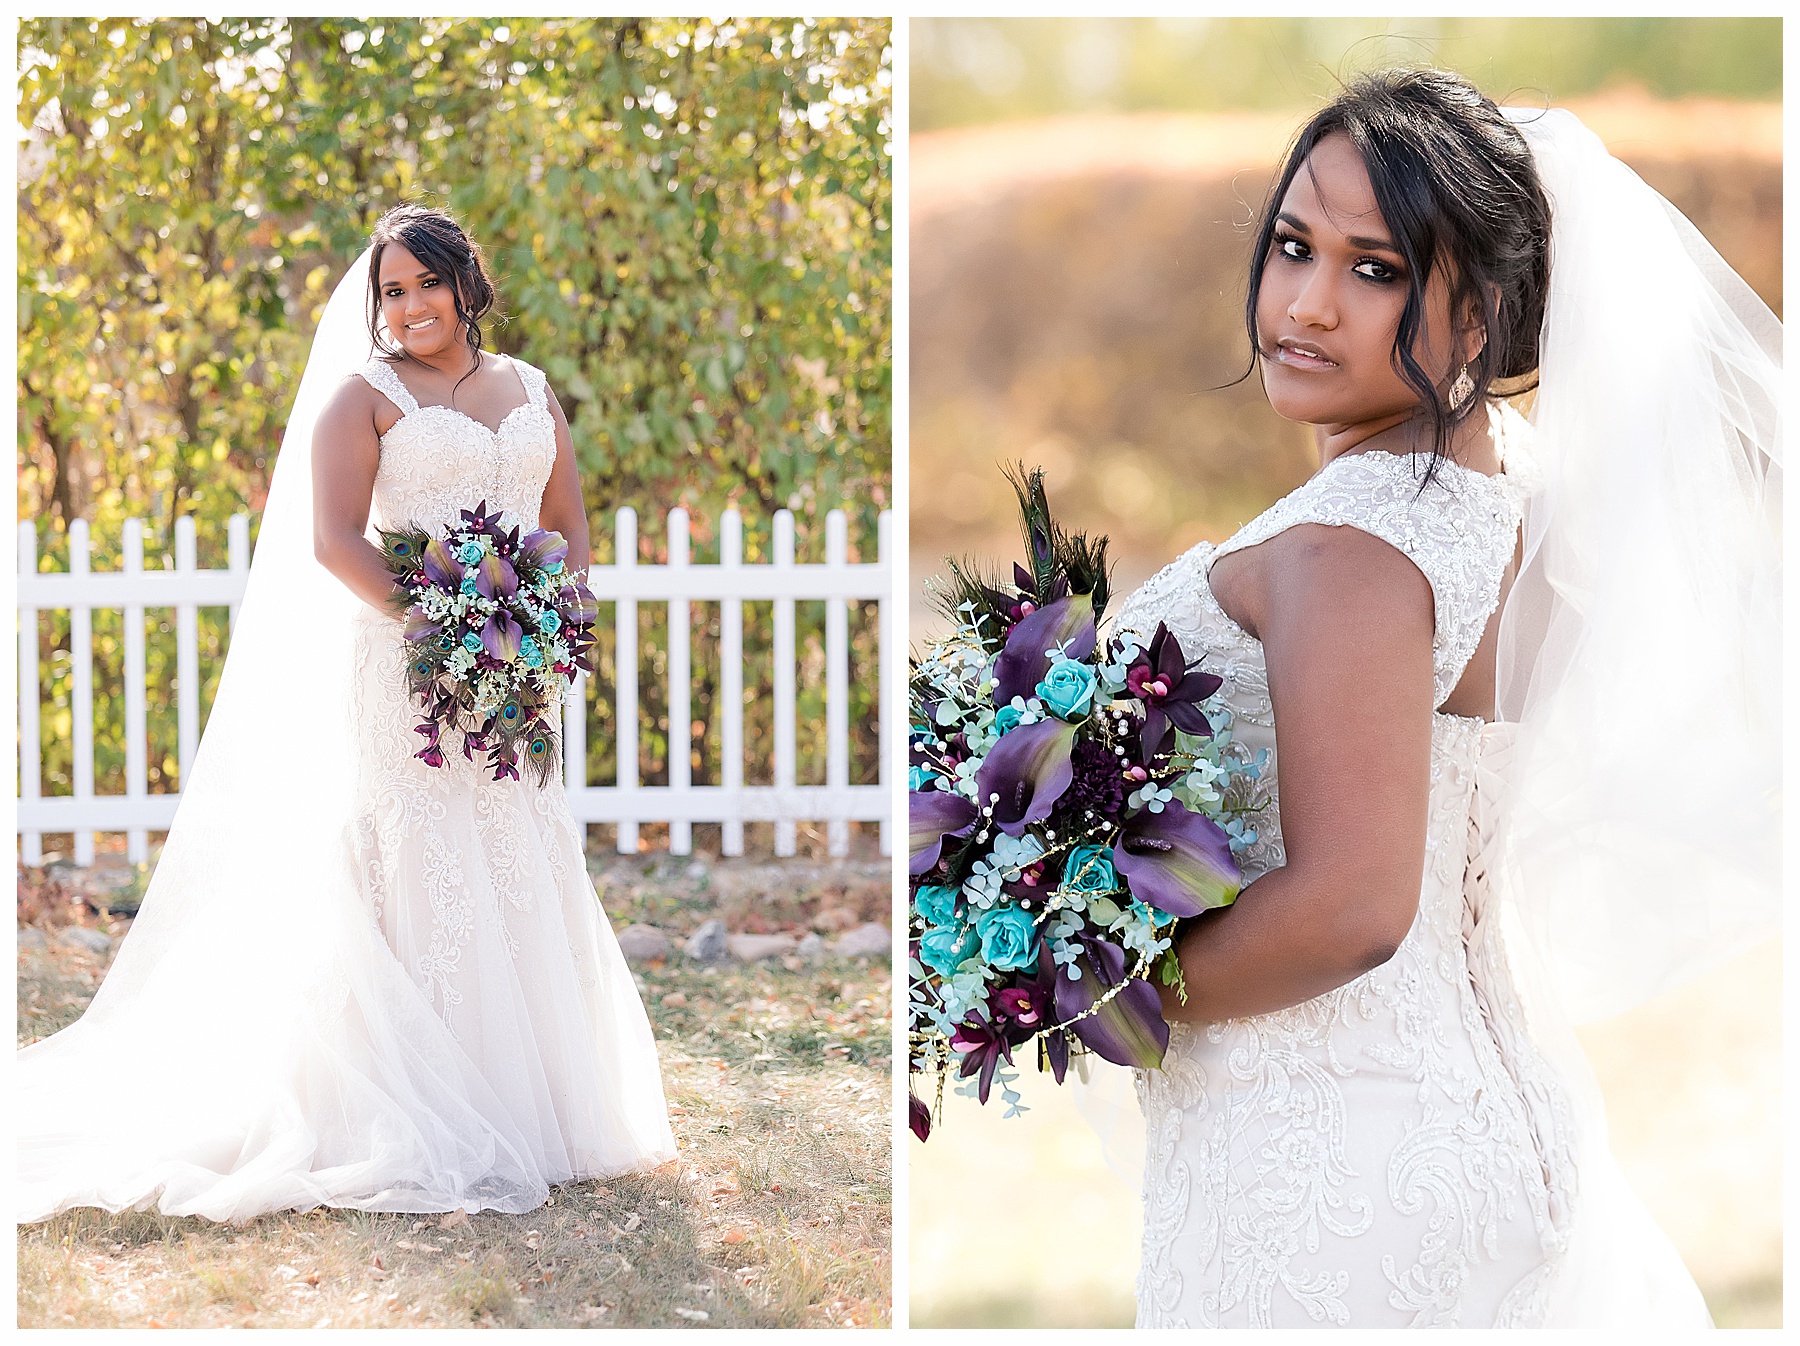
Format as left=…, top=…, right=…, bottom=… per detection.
left=1160, top=522, right=1436, bottom=1023
left=312, top=377, right=408, bottom=613
left=535, top=387, right=592, bottom=578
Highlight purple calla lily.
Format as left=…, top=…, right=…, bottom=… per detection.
left=518, top=528, right=570, bottom=569
left=991, top=591, right=1096, bottom=708
left=559, top=582, right=600, bottom=628
left=421, top=538, right=461, bottom=589
left=1114, top=797, right=1241, bottom=919
left=909, top=791, right=979, bottom=875
left=974, top=715, right=1078, bottom=837
left=1053, top=936, right=1169, bottom=1069
left=480, top=610, right=525, bottom=662
left=403, top=609, right=443, bottom=644
left=475, top=552, right=519, bottom=600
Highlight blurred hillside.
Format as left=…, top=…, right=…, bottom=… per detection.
left=908, top=95, right=1781, bottom=635
left=912, top=17, right=1781, bottom=130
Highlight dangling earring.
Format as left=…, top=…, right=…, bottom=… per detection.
left=1448, top=363, right=1476, bottom=411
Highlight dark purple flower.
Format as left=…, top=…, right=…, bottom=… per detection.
left=991, top=591, right=1096, bottom=708
left=949, top=1011, right=1015, bottom=1105
left=993, top=983, right=1047, bottom=1030
left=1123, top=622, right=1223, bottom=755
left=908, top=791, right=979, bottom=875
left=1052, top=936, right=1169, bottom=1070
left=1115, top=798, right=1241, bottom=918
left=909, top=1092, right=932, bottom=1142
left=973, top=716, right=1077, bottom=837
left=415, top=742, right=445, bottom=769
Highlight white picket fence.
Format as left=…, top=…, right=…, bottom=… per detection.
left=17, top=507, right=896, bottom=865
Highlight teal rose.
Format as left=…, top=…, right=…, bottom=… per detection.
left=460, top=574, right=479, bottom=595
left=909, top=764, right=936, bottom=792
left=538, top=608, right=561, bottom=634
left=520, top=636, right=544, bottom=668
left=976, top=903, right=1040, bottom=972
left=1062, top=843, right=1119, bottom=897
left=992, top=703, right=1024, bottom=735
left=458, top=540, right=485, bottom=564
left=914, top=883, right=960, bottom=928
left=919, top=922, right=979, bottom=977
left=461, top=632, right=484, bottom=654
left=1035, top=656, right=1097, bottom=721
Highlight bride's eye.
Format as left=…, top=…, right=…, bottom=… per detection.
left=1273, top=234, right=1309, bottom=262
left=1354, top=258, right=1400, bottom=283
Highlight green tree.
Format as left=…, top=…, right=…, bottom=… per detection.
left=18, top=18, right=892, bottom=823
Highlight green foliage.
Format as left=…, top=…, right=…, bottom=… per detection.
left=912, top=17, right=1781, bottom=130
left=18, top=18, right=891, bottom=816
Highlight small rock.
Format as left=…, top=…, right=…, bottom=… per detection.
left=685, top=860, right=708, bottom=882
left=615, top=923, right=672, bottom=964
left=18, top=926, right=47, bottom=952
left=794, top=932, right=825, bottom=965
left=829, top=923, right=892, bottom=960
left=661, top=991, right=689, bottom=1009
left=684, top=919, right=730, bottom=964
left=728, top=932, right=797, bottom=963
left=56, top=926, right=112, bottom=955
left=813, top=906, right=859, bottom=934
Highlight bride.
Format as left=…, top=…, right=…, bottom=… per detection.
left=1110, top=71, right=1779, bottom=1327
left=17, top=206, right=677, bottom=1221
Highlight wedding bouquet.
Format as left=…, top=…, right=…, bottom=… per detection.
left=378, top=501, right=599, bottom=785
left=907, top=469, right=1265, bottom=1139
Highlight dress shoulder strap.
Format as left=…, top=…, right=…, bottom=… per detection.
left=1212, top=451, right=1521, bottom=708
left=355, top=358, right=420, bottom=415
left=509, top=355, right=549, bottom=413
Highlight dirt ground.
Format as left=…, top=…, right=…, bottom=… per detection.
left=16, top=849, right=893, bottom=1329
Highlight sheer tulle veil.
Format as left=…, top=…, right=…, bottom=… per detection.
left=17, top=250, right=556, bottom=1220
left=1493, top=106, right=1781, bottom=1020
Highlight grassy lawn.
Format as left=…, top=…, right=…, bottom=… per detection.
left=16, top=848, right=893, bottom=1329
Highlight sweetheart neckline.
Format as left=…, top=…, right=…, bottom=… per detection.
left=379, top=399, right=547, bottom=444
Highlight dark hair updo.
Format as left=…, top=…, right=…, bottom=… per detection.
left=1246, top=68, right=1551, bottom=482
left=367, top=204, right=498, bottom=373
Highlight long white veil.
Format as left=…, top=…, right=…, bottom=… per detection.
left=1495, top=106, right=1782, bottom=1020
left=17, top=250, right=552, bottom=1220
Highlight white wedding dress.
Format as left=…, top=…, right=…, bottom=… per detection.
left=16, top=345, right=676, bottom=1222
left=1113, top=406, right=1708, bottom=1328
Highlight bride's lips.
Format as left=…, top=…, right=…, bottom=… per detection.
left=404, top=316, right=440, bottom=332
left=1269, top=337, right=1340, bottom=371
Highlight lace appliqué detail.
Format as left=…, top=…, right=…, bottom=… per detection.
left=1123, top=418, right=1574, bottom=1328
left=356, top=354, right=557, bottom=537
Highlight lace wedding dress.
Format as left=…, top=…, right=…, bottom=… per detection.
left=1112, top=406, right=1705, bottom=1328
left=16, top=346, right=675, bottom=1222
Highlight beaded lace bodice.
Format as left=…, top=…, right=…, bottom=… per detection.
left=357, top=354, right=557, bottom=536
left=1113, top=404, right=1577, bottom=1328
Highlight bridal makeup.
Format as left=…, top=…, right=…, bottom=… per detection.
left=1254, top=132, right=1462, bottom=435
left=377, top=243, right=463, bottom=360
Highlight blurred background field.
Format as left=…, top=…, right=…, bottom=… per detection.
left=907, top=16, right=1782, bottom=1329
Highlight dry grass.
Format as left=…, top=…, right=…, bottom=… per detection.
left=16, top=859, right=892, bottom=1329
